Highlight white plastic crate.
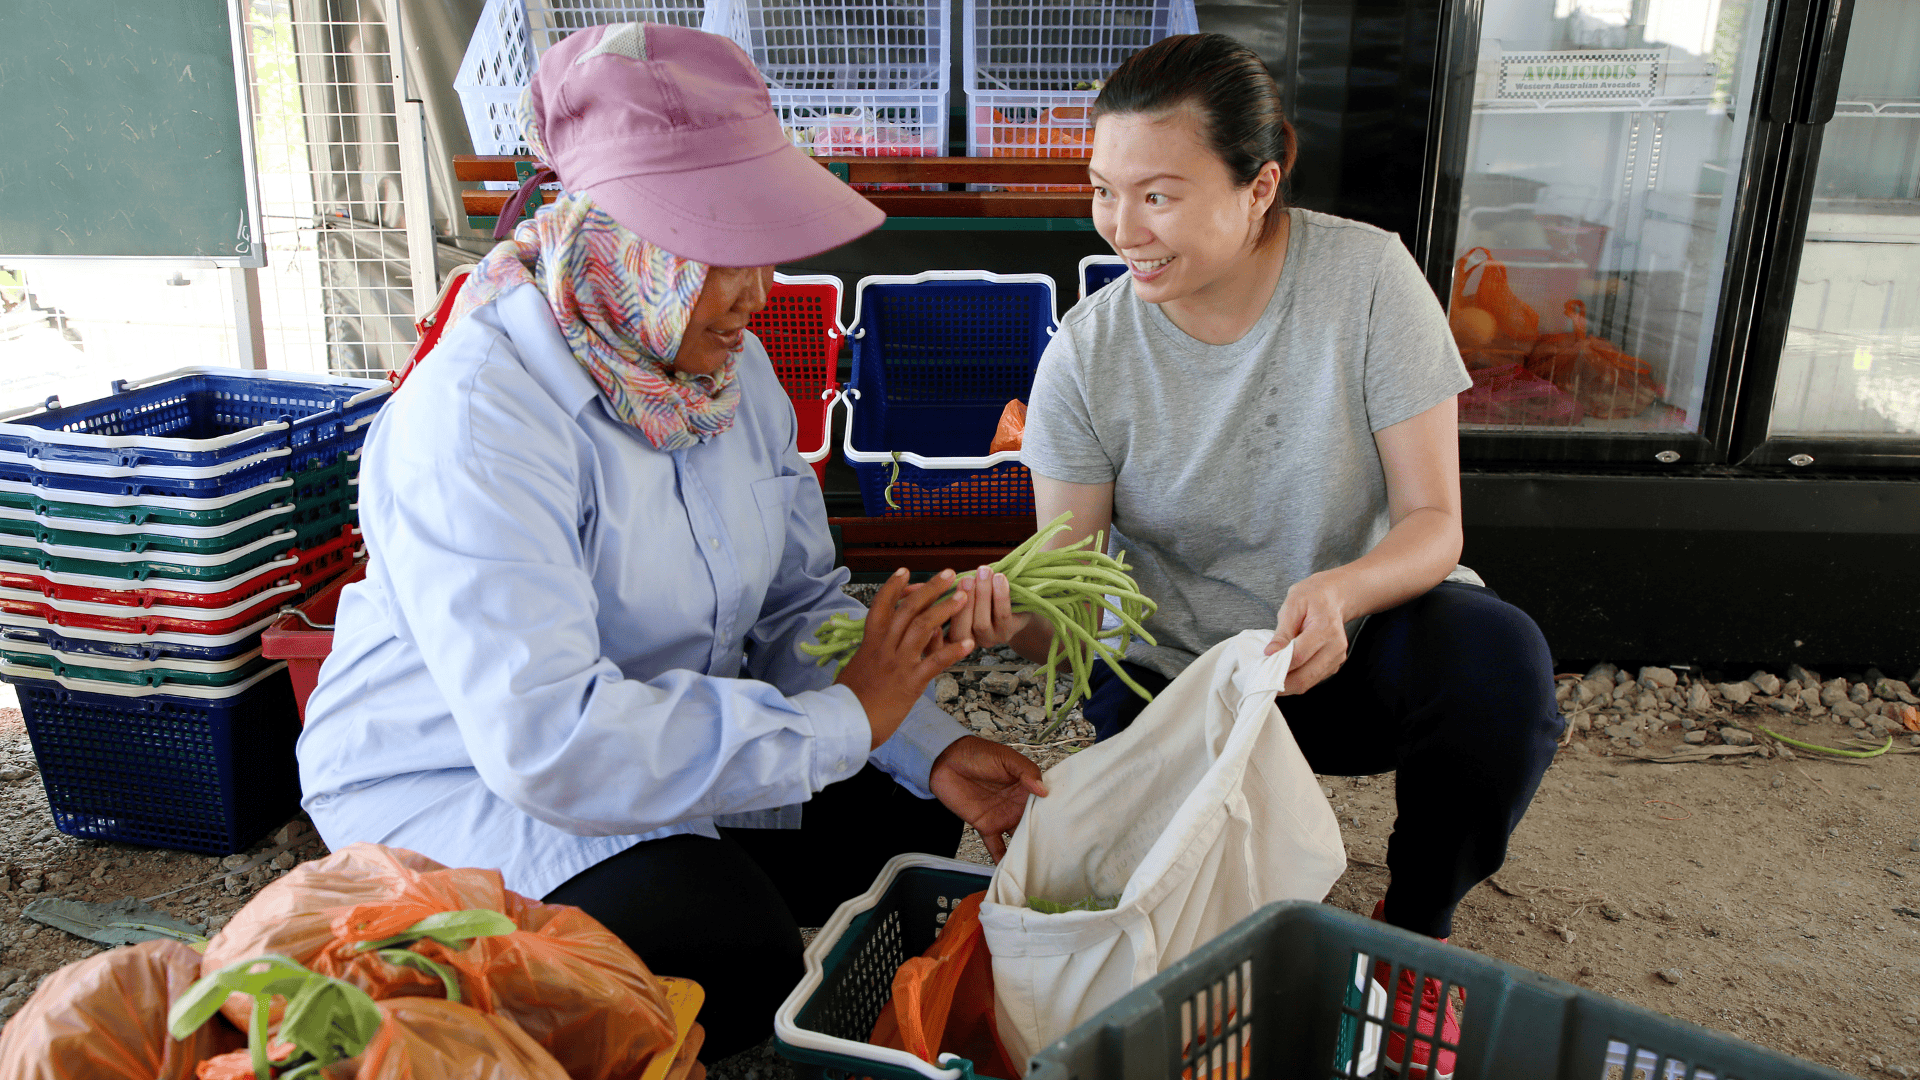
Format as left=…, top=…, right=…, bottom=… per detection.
left=454, top=0, right=537, bottom=158
left=526, top=0, right=712, bottom=57
left=455, top=0, right=716, bottom=166
left=963, top=0, right=1197, bottom=174
left=707, top=0, right=949, bottom=166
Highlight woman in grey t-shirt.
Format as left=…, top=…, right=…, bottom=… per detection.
left=957, top=33, right=1562, bottom=1078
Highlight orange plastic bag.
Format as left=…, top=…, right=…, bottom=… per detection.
left=1448, top=247, right=1540, bottom=370
left=353, top=998, right=571, bottom=1080
left=0, top=938, right=245, bottom=1079
left=989, top=400, right=1027, bottom=454
left=201, top=843, right=676, bottom=1080
left=1524, top=300, right=1664, bottom=419
left=870, top=893, right=1022, bottom=1080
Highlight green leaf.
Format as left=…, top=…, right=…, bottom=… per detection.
left=352, top=908, right=517, bottom=953
left=376, top=948, right=462, bottom=1004
left=277, top=975, right=383, bottom=1064
left=167, top=955, right=313, bottom=1040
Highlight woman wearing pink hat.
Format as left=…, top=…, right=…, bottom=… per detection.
left=296, top=22, right=1044, bottom=1060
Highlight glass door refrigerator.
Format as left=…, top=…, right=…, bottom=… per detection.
left=1432, top=0, right=1917, bottom=471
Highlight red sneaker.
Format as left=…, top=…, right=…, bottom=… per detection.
left=1369, top=901, right=1462, bottom=1080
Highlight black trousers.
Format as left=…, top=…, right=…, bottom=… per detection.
left=1081, top=582, right=1563, bottom=939
left=544, top=765, right=963, bottom=1062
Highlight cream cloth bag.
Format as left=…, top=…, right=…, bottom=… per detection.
left=979, top=630, right=1347, bottom=1063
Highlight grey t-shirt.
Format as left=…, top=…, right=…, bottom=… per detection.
left=1023, top=208, right=1475, bottom=679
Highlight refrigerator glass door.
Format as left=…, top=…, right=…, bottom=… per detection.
left=1766, top=0, right=1920, bottom=441
left=1449, top=0, right=1762, bottom=436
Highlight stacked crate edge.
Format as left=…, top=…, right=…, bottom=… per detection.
left=845, top=272, right=1057, bottom=517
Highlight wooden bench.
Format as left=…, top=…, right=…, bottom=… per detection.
left=452, top=153, right=1078, bottom=570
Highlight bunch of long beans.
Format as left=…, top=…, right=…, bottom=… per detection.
left=800, top=512, right=1158, bottom=738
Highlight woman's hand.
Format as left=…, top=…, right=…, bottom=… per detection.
left=961, top=566, right=1033, bottom=650
left=837, top=569, right=977, bottom=750
left=1265, top=571, right=1351, bottom=696
left=929, top=735, right=1048, bottom=861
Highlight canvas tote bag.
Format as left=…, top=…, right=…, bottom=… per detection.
left=979, top=630, right=1347, bottom=1062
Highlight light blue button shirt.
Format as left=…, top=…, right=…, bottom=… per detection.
left=296, top=283, right=968, bottom=898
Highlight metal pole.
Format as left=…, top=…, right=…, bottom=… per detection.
left=388, top=0, right=439, bottom=320
left=231, top=266, right=268, bottom=369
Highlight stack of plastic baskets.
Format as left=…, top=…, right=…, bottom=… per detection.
left=0, top=366, right=388, bottom=855
left=963, top=0, right=1197, bottom=187
left=748, top=273, right=845, bottom=484
left=844, top=271, right=1057, bottom=517
left=707, top=0, right=948, bottom=172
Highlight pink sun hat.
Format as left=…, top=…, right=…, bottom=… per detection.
left=522, top=21, right=884, bottom=266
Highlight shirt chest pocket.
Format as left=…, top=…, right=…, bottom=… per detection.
left=749, top=474, right=805, bottom=585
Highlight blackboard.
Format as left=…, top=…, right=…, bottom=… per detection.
left=0, top=0, right=263, bottom=265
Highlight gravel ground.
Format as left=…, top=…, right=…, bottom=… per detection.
left=2, top=639, right=1918, bottom=1076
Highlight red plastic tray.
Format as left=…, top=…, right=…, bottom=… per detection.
left=261, top=560, right=368, bottom=724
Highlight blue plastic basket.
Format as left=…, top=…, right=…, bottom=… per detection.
left=6, top=661, right=302, bottom=854
left=0, top=612, right=285, bottom=665
left=0, top=368, right=383, bottom=498
left=1078, top=255, right=1128, bottom=302
left=846, top=272, right=1056, bottom=517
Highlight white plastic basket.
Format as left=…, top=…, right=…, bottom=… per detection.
left=963, top=0, right=1197, bottom=173
left=708, top=0, right=950, bottom=166
left=526, top=0, right=713, bottom=57
left=455, top=0, right=538, bottom=158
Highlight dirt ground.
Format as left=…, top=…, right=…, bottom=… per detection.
left=0, top=662, right=1915, bottom=1078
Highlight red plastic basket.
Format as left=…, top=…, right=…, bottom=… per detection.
left=0, top=525, right=359, bottom=610
left=749, top=274, right=841, bottom=483
left=260, top=560, right=368, bottom=724
left=0, top=527, right=360, bottom=635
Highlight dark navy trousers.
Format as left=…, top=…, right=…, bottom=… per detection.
left=1080, top=582, right=1563, bottom=939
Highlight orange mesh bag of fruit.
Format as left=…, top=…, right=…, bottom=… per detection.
left=1448, top=247, right=1540, bottom=370
left=1524, top=300, right=1664, bottom=420
left=200, top=842, right=676, bottom=1080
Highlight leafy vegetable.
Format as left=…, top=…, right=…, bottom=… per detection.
left=349, top=908, right=517, bottom=953
left=168, top=954, right=381, bottom=1080
left=802, top=511, right=1158, bottom=738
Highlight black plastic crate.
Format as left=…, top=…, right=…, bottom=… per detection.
left=1028, top=901, right=1855, bottom=1080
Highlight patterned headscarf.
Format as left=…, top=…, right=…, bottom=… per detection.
left=452, top=93, right=738, bottom=452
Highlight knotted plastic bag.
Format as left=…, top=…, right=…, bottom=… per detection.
left=1448, top=247, right=1540, bottom=370
left=989, top=400, right=1027, bottom=454
left=200, top=842, right=676, bottom=1080
left=1524, top=300, right=1664, bottom=419
left=0, top=938, right=244, bottom=1079
left=870, top=892, right=1022, bottom=1080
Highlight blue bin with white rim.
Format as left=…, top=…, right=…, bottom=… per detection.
left=3, top=660, right=302, bottom=854
left=0, top=367, right=386, bottom=497
left=1078, top=255, right=1128, bottom=303
left=845, top=271, right=1057, bottom=517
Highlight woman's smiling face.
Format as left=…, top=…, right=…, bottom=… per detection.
left=674, top=264, right=773, bottom=376
left=1088, top=105, right=1280, bottom=307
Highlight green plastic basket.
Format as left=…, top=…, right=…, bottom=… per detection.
left=0, top=476, right=293, bottom=528
left=0, top=502, right=295, bottom=554
left=775, top=854, right=999, bottom=1080
left=0, top=527, right=300, bottom=582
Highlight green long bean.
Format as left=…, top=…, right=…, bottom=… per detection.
left=800, top=511, right=1157, bottom=737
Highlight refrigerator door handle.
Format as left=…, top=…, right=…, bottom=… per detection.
left=1763, top=0, right=1858, bottom=125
